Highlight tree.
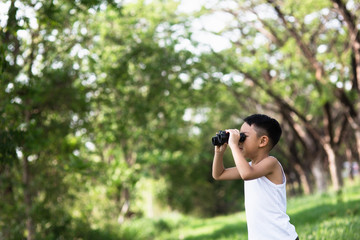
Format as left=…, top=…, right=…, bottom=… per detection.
left=196, top=0, right=360, bottom=193
left=0, top=0, right=108, bottom=238
left=82, top=0, right=213, bottom=220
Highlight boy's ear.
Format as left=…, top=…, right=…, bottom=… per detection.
left=259, top=136, right=269, bottom=148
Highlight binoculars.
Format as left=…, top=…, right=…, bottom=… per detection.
left=212, top=130, right=246, bottom=146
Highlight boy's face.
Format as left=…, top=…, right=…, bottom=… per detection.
left=239, top=122, right=262, bottom=159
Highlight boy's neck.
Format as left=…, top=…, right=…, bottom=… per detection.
left=250, top=152, right=270, bottom=165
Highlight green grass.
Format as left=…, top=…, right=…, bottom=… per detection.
left=121, top=179, right=360, bottom=240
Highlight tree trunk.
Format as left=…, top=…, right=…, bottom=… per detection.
left=21, top=100, right=35, bottom=240
left=343, top=111, right=360, bottom=160
left=353, top=128, right=360, bottom=162
left=0, top=165, right=13, bottom=239
left=346, top=147, right=354, bottom=181
left=280, top=110, right=316, bottom=194
left=118, top=188, right=130, bottom=224
left=23, top=155, right=35, bottom=240
left=311, top=154, right=328, bottom=193
left=293, top=163, right=312, bottom=194
left=117, top=150, right=136, bottom=224
left=323, top=143, right=343, bottom=191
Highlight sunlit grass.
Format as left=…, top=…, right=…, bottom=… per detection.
left=121, top=178, right=360, bottom=240
left=164, top=212, right=248, bottom=240
left=289, top=180, right=360, bottom=240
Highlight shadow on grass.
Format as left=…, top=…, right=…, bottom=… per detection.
left=184, top=221, right=247, bottom=240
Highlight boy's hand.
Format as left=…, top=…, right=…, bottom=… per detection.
left=215, top=143, right=227, bottom=154
left=226, top=129, right=240, bottom=147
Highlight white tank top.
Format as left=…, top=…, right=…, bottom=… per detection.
left=244, top=161, right=298, bottom=240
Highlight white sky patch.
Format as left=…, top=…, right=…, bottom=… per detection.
left=5, top=83, right=14, bottom=93
left=0, top=1, right=11, bottom=28
left=17, top=29, right=31, bottom=44
left=344, top=81, right=352, bottom=90
left=336, top=82, right=343, bottom=88
left=183, top=108, right=192, bottom=121
left=222, top=73, right=244, bottom=85
left=31, top=54, right=43, bottom=75
left=190, top=126, right=201, bottom=135
left=178, top=1, right=275, bottom=53
left=176, top=0, right=233, bottom=53
left=81, top=73, right=97, bottom=86
left=51, top=61, right=63, bottom=70
left=85, top=141, right=96, bottom=151
left=16, top=148, right=23, bottom=158
left=182, top=107, right=208, bottom=135
left=15, top=72, right=29, bottom=84
left=15, top=0, right=39, bottom=29
left=199, top=11, right=233, bottom=32
left=317, top=44, right=328, bottom=53
left=253, top=3, right=277, bottom=20
left=28, top=154, right=38, bottom=162
left=175, top=38, right=201, bottom=54
left=70, top=43, right=90, bottom=58
left=304, top=12, right=319, bottom=25
left=191, top=31, right=231, bottom=52
left=253, top=33, right=269, bottom=48
left=330, top=74, right=338, bottom=83
left=73, top=150, right=80, bottom=156
left=177, top=0, right=210, bottom=13
left=325, top=19, right=342, bottom=31
left=183, top=108, right=209, bottom=123
left=192, top=77, right=204, bottom=90
left=11, top=96, right=22, bottom=104
left=179, top=72, right=190, bottom=82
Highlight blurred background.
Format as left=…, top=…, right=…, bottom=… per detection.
left=1, top=0, right=360, bottom=239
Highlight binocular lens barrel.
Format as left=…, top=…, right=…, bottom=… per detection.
left=211, top=130, right=246, bottom=146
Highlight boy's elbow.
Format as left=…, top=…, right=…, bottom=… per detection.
left=242, top=175, right=251, bottom=180
left=212, top=172, right=224, bottom=180
left=212, top=174, right=220, bottom=180
left=240, top=172, right=252, bottom=180
left=212, top=169, right=226, bottom=180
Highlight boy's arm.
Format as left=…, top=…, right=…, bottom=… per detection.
left=212, top=144, right=242, bottom=181
left=230, top=145, right=277, bottom=180
left=227, top=129, right=277, bottom=180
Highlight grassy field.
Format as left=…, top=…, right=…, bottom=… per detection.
left=121, top=179, right=360, bottom=240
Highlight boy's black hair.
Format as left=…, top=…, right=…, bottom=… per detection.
left=244, top=114, right=282, bottom=149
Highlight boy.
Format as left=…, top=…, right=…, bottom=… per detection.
left=212, top=114, right=298, bottom=240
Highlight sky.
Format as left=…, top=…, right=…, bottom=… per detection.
left=177, top=0, right=233, bottom=52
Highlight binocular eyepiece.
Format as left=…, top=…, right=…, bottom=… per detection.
left=211, top=130, right=246, bottom=146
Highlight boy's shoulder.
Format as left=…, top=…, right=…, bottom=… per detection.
left=264, top=156, right=284, bottom=184
left=258, top=155, right=279, bottom=164
left=267, top=155, right=279, bottom=162
left=250, top=156, right=279, bottom=168
left=265, top=156, right=281, bottom=169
